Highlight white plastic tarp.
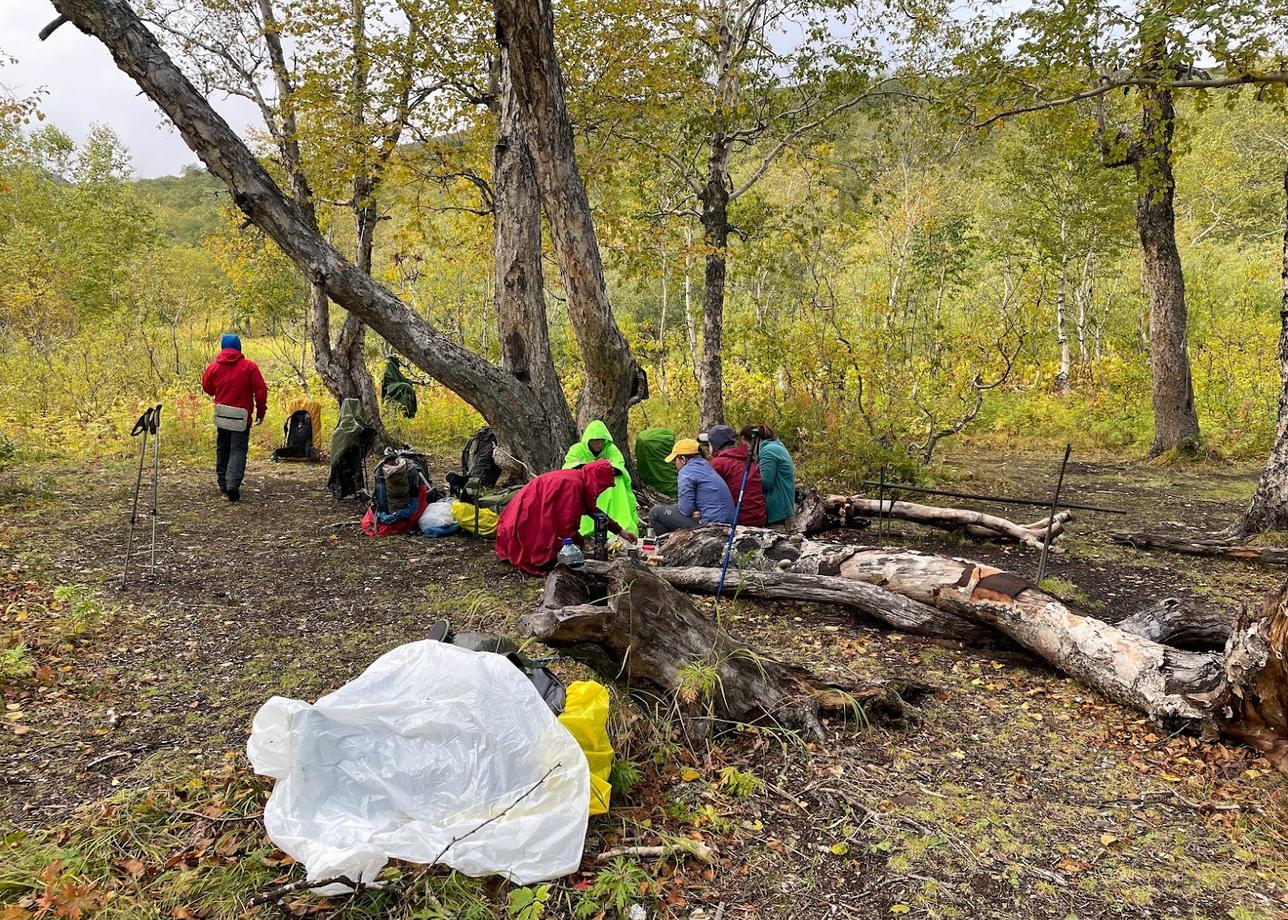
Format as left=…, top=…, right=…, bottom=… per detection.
left=247, top=640, right=590, bottom=889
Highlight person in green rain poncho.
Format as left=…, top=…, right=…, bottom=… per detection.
left=563, top=420, right=641, bottom=538
left=634, top=427, right=679, bottom=499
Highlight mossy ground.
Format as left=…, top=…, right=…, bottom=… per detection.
left=0, top=450, right=1285, bottom=919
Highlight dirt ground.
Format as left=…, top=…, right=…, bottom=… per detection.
left=1, top=448, right=1285, bottom=919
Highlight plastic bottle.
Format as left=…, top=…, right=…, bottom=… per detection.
left=557, top=538, right=585, bottom=568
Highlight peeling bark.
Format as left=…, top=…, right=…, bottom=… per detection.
left=656, top=528, right=1288, bottom=769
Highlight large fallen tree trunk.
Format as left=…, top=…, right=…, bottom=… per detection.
left=657, top=527, right=1288, bottom=769
left=591, top=561, right=996, bottom=644
left=519, top=560, right=928, bottom=738
left=1109, top=531, right=1288, bottom=565
left=788, top=490, right=1072, bottom=548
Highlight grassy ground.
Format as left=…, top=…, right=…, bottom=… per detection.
left=0, top=449, right=1285, bottom=919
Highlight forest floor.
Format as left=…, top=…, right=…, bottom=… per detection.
left=0, top=448, right=1286, bottom=919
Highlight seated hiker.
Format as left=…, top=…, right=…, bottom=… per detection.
left=648, top=438, right=734, bottom=535
left=707, top=425, right=768, bottom=526
left=496, top=459, right=638, bottom=576
left=743, top=424, right=796, bottom=525
left=563, top=420, right=640, bottom=538
left=634, top=427, right=678, bottom=499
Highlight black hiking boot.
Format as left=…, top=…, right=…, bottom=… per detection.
left=226, top=487, right=241, bottom=503
left=218, top=480, right=227, bottom=495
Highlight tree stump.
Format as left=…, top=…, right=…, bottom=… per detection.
left=519, top=560, right=928, bottom=738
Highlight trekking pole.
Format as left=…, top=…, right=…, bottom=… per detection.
left=121, top=407, right=154, bottom=590
left=148, top=404, right=162, bottom=577
left=713, top=428, right=763, bottom=621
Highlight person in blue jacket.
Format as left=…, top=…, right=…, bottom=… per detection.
left=647, top=438, right=735, bottom=535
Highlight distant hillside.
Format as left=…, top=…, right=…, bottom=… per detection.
left=132, top=165, right=227, bottom=246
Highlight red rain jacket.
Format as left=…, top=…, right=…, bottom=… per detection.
left=201, top=348, right=268, bottom=423
left=710, top=445, right=768, bottom=527
left=496, top=460, right=619, bottom=576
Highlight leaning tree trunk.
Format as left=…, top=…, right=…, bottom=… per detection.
left=657, top=526, right=1288, bottom=769
left=50, top=0, right=572, bottom=473
left=493, top=48, right=576, bottom=461
left=521, top=560, right=927, bottom=738
left=1137, top=83, right=1200, bottom=458
left=1232, top=160, right=1288, bottom=536
left=697, top=146, right=731, bottom=431
left=494, top=0, right=645, bottom=453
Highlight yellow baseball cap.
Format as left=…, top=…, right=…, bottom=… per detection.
left=664, top=438, right=701, bottom=462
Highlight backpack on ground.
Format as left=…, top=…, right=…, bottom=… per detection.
left=446, top=426, right=503, bottom=499
left=362, top=448, right=444, bottom=537
left=272, top=408, right=317, bottom=462
left=328, top=398, right=377, bottom=500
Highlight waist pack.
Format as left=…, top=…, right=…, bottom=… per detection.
left=214, top=404, right=249, bottom=432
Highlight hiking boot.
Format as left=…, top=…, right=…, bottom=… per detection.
left=226, top=487, right=241, bottom=503
left=218, top=481, right=227, bottom=494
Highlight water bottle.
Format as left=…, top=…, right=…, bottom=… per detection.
left=557, top=538, right=584, bottom=568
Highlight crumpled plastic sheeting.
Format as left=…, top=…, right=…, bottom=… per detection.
left=247, top=641, right=590, bottom=889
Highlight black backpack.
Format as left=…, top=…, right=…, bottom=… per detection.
left=271, top=409, right=315, bottom=461
left=447, top=426, right=502, bottom=498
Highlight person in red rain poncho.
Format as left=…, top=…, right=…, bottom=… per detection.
left=496, top=459, right=638, bottom=576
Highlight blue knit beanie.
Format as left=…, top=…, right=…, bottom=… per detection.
left=220, top=333, right=242, bottom=352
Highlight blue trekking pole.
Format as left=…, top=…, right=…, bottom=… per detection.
left=713, top=428, right=763, bottom=620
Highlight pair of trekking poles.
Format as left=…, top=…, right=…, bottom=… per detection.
left=122, top=404, right=162, bottom=589
left=712, top=427, right=764, bottom=620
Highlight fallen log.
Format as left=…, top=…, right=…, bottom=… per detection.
left=658, top=526, right=1288, bottom=769
left=1117, top=597, right=1232, bottom=651
left=789, top=490, right=1072, bottom=549
left=519, top=559, right=928, bottom=738
left=1108, top=531, right=1288, bottom=566
left=583, top=560, right=995, bottom=644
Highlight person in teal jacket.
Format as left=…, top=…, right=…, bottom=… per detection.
left=742, top=425, right=796, bottom=524
left=563, top=420, right=640, bottom=537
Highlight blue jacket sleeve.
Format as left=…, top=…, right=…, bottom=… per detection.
left=677, top=470, right=696, bottom=517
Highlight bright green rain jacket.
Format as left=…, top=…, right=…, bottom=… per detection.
left=563, top=420, right=640, bottom=536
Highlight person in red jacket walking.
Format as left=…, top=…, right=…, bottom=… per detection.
left=201, top=334, right=267, bottom=502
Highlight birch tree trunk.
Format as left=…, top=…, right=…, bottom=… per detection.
left=494, top=0, right=645, bottom=453
left=657, top=526, right=1288, bottom=769
left=698, top=141, right=731, bottom=429
left=1137, top=82, right=1201, bottom=457
left=1232, top=160, right=1288, bottom=536
left=492, top=48, right=576, bottom=462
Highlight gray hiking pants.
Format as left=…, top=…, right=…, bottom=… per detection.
left=649, top=504, right=699, bottom=535
left=216, top=427, right=250, bottom=491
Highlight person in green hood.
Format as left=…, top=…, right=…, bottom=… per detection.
left=634, top=427, right=679, bottom=498
left=563, top=420, right=640, bottom=538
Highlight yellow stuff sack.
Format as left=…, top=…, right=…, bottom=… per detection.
left=451, top=500, right=499, bottom=537
left=558, top=681, right=613, bottom=816
left=284, top=396, right=322, bottom=453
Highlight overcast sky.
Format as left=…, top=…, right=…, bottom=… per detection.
left=2, top=5, right=259, bottom=178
